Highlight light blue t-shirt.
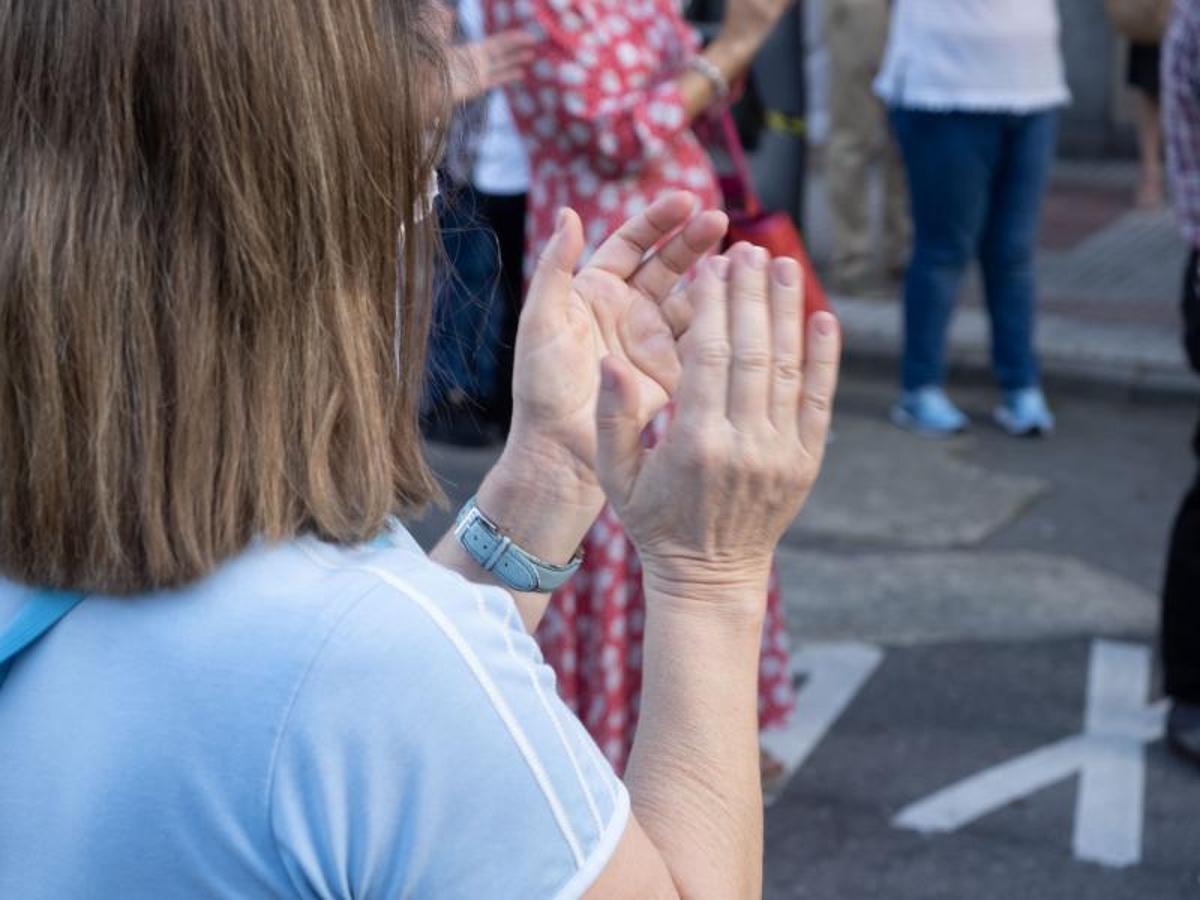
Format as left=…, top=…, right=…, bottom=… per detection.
left=0, top=525, right=628, bottom=899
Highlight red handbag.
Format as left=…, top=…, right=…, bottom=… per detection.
left=713, top=109, right=832, bottom=320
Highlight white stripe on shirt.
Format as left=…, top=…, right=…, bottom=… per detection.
left=487, top=594, right=607, bottom=836
left=297, top=543, right=587, bottom=868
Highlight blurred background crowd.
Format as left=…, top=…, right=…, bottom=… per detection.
left=416, top=1, right=1200, bottom=894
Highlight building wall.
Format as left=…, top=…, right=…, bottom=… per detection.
left=804, top=0, right=1137, bottom=159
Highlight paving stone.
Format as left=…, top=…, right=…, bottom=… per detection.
left=786, top=416, right=1048, bottom=549
left=774, top=547, right=1157, bottom=647
left=1038, top=209, right=1189, bottom=307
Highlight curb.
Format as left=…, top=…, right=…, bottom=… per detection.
left=832, top=295, right=1199, bottom=405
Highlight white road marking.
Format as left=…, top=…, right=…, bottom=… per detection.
left=760, top=642, right=883, bottom=802
left=1075, top=640, right=1165, bottom=867
left=893, top=640, right=1167, bottom=868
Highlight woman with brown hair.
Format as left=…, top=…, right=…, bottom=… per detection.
left=0, top=1, right=840, bottom=898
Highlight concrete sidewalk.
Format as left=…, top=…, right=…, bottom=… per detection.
left=802, top=158, right=1196, bottom=395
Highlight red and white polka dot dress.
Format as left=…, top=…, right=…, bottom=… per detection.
left=487, top=0, right=796, bottom=773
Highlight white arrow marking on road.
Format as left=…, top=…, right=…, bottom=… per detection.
left=760, top=642, right=883, bottom=782
left=893, top=640, right=1167, bottom=868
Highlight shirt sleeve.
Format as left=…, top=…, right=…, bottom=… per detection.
left=267, top=554, right=630, bottom=900
left=490, top=0, right=694, bottom=178
left=1164, top=4, right=1200, bottom=249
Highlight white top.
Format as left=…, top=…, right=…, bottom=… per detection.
left=0, top=523, right=628, bottom=899
left=874, top=0, right=1070, bottom=113
left=458, top=0, right=532, bottom=195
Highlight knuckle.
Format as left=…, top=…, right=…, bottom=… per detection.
left=773, top=356, right=802, bottom=382
left=736, top=285, right=769, bottom=305
left=727, top=428, right=762, bottom=461
left=762, top=449, right=790, bottom=477
left=733, top=347, right=771, bottom=372
left=658, top=246, right=690, bottom=277
left=689, top=338, right=733, bottom=367
left=618, top=232, right=651, bottom=258
left=680, top=430, right=728, bottom=471
left=804, top=390, right=833, bottom=415
left=784, top=471, right=815, bottom=501
left=683, top=441, right=720, bottom=471
left=681, top=229, right=709, bottom=257
left=812, top=352, right=842, bottom=378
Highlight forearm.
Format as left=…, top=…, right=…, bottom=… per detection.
left=623, top=574, right=769, bottom=900
left=430, top=444, right=603, bottom=632
left=551, top=31, right=764, bottom=171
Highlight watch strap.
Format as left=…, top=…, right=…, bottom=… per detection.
left=454, top=497, right=583, bottom=593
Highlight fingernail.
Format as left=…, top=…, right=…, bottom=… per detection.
left=772, top=258, right=798, bottom=286
left=747, top=245, right=768, bottom=270
left=709, top=255, right=731, bottom=280
left=555, top=208, right=568, bottom=232
left=814, top=311, right=837, bottom=335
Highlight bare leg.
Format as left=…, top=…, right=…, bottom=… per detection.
left=1133, top=90, right=1164, bottom=210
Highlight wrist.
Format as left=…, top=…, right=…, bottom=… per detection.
left=477, top=438, right=604, bottom=567
left=640, top=556, right=771, bottom=628
left=494, top=426, right=604, bottom=506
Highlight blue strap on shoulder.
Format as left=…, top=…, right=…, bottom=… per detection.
left=0, top=589, right=84, bottom=689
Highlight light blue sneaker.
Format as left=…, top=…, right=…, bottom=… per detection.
left=993, top=387, right=1055, bottom=437
left=890, top=387, right=969, bottom=437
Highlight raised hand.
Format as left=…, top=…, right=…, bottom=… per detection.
left=593, top=242, right=841, bottom=602
left=504, top=192, right=728, bottom=501
left=449, top=30, right=537, bottom=103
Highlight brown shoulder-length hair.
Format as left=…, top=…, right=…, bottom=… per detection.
left=0, top=0, right=449, bottom=593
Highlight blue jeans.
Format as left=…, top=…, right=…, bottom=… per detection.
left=426, top=188, right=504, bottom=409
left=889, top=108, right=1058, bottom=392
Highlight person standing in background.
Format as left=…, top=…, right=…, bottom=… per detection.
left=487, top=0, right=800, bottom=780
left=455, top=0, right=535, bottom=437
left=1160, top=0, right=1200, bottom=767
left=425, top=5, right=533, bottom=445
left=875, top=0, right=1068, bottom=438
left=825, top=0, right=908, bottom=296
left=1105, top=0, right=1174, bottom=209
left=1128, top=40, right=1167, bottom=210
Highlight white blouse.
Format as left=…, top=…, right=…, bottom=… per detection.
left=458, top=0, right=532, bottom=195
left=874, top=0, right=1070, bottom=113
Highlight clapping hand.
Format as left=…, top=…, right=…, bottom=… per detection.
left=450, top=29, right=536, bottom=104
left=502, top=193, right=729, bottom=508
left=595, top=243, right=840, bottom=603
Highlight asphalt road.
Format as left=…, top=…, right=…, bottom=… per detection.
left=763, top=639, right=1199, bottom=899
left=411, top=367, right=1200, bottom=899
